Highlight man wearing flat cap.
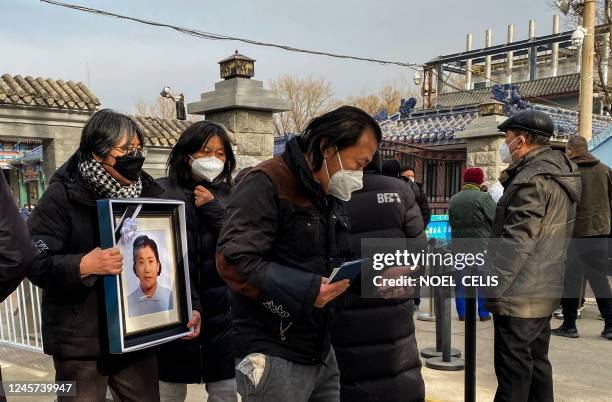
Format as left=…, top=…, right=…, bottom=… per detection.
left=485, top=109, right=581, bottom=402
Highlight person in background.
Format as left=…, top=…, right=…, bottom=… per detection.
left=27, top=109, right=200, bottom=401
left=552, top=135, right=612, bottom=340
left=332, top=151, right=426, bottom=402
left=0, top=172, right=35, bottom=401
left=448, top=167, right=495, bottom=322
left=217, top=106, right=380, bottom=402
left=382, top=159, right=431, bottom=312
left=485, top=110, right=580, bottom=402
left=157, top=121, right=237, bottom=401
left=401, top=165, right=432, bottom=226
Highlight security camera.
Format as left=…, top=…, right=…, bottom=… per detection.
left=571, top=26, right=587, bottom=48
left=160, top=86, right=174, bottom=99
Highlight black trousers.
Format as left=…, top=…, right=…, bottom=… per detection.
left=53, top=350, right=159, bottom=402
left=493, top=315, right=554, bottom=402
left=561, top=237, right=612, bottom=326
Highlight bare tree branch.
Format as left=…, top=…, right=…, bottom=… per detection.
left=270, top=75, right=335, bottom=134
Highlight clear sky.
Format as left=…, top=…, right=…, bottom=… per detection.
left=3, top=0, right=562, bottom=114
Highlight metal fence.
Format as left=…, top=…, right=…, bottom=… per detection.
left=0, top=280, right=43, bottom=352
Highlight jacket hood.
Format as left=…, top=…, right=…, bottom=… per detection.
left=570, top=152, right=600, bottom=167
left=546, top=149, right=582, bottom=203
left=529, top=147, right=582, bottom=204
left=501, top=146, right=581, bottom=203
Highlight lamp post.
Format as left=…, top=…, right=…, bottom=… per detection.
left=160, top=86, right=186, bottom=120
left=558, top=0, right=596, bottom=139
left=578, top=0, right=596, bottom=140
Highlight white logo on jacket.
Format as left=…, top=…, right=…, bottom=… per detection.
left=376, top=192, right=402, bottom=204
left=262, top=300, right=290, bottom=319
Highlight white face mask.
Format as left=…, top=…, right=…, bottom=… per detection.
left=324, top=148, right=363, bottom=202
left=499, top=136, right=523, bottom=164
left=190, top=156, right=225, bottom=182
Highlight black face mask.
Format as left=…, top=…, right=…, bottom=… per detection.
left=111, top=155, right=145, bottom=181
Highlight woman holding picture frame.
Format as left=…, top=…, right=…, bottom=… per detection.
left=156, top=121, right=238, bottom=402
left=27, top=109, right=200, bottom=401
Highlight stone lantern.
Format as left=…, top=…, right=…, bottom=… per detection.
left=219, top=51, right=255, bottom=80
left=188, top=51, right=291, bottom=168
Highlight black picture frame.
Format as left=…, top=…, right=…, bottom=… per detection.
left=97, top=198, right=192, bottom=353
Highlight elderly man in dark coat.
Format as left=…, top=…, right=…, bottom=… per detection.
left=486, top=110, right=580, bottom=402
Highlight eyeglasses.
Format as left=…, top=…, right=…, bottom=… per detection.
left=114, top=147, right=147, bottom=158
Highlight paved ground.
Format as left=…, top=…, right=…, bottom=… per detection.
left=415, top=299, right=612, bottom=402
left=0, top=300, right=609, bottom=401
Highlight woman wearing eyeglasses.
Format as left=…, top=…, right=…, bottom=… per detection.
left=156, top=121, right=238, bottom=402
left=27, top=109, right=178, bottom=401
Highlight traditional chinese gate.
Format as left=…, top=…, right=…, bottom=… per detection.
left=379, top=140, right=467, bottom=214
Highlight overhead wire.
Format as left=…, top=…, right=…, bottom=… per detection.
left=40, top=0, right=596, bottom=125
left=40, top=0, right=421, bottom=70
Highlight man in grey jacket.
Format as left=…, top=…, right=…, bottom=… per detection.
left=485, top=110, right=580, bottom=402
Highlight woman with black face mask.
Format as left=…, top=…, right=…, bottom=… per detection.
left=156, top=121, right=237, bottom=402
left=27, top=109, right=170, bottom=401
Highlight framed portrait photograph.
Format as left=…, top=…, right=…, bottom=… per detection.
left=97, top=198, right=192, bottom=353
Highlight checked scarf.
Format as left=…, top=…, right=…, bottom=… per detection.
left=78, top=157, right=143, bottom=199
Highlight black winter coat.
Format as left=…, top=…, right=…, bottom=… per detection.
left=27, top=155, right=164, bottom=358
left=0, top=172, right=35, bottom=399
left=0, top=172, right=34, bottom=302
left=569, top=153, right=612, bottom=237
left=156, top=177, right=235, bottom=383
left=403, top=179, right=432, bottom=226
left=485, top=146, right=581, bottom=318
left=217, top=137, right=352, bottom=365
left=332, top=172, right=426, bottom=402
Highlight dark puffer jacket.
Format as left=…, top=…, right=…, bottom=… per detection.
left=402, top=179, right=432, bottom=226
left=156, top=177, right=234, bottom=384
left=0, top=172, right=34, bottom=302
left=27, top=155, right=164, bottom=358
left=485, top=146, right=581, bottom=318
left=569, top=153, right=612, bottom=237
left=217, top=137, right=352, bottom=365
left=332, top=171, right=426, bottom=402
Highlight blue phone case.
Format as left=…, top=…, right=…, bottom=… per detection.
left=329, top=259, right=367, bottom=283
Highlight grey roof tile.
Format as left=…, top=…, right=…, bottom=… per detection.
left=0, top=73, right=100, bottom=111
left=132, top=116, right=192, bottom=148
left=437, top=74, right=584, bottom=108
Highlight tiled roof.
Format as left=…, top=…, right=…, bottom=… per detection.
left=378, top=104, right=612, bottom=146
left=437, top=74, right=582, bottom=108
left=381, top=107, right=478, bottom=145
left=132, top=116, right=192, bottom=148
left=532, top=104, right=612, bottom=139
left=590, top=125, right=612, bottom=151
left=0, top=74, right=100, bottom=111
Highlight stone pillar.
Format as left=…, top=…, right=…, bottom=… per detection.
left=456, top=101, right=509, bottom=187
left=187, top=52, right=291, bottom=170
